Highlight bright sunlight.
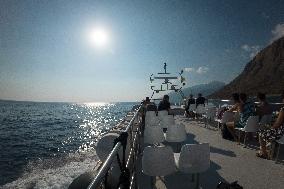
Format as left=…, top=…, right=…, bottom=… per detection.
left=87, top=27, right=110, bottom=49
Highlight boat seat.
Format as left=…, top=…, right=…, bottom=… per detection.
left=176, top=143, right=210, bottom=189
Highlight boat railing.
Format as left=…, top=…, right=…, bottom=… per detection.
left=87, top=105, right=142, bottom=189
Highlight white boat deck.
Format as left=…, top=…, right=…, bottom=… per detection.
left=137, top=116, right=284, bottom=189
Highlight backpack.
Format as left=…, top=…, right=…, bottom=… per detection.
left=221, top=124, right=234, bottom=140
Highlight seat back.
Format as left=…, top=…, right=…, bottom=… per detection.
left=166, top=124, right=186, bottom=142
left=178, top=143, right=210, bottom=173
left=146, top=111, right=156, bottom=118
left=205, top=103, right=215, bottom=108
left=205, top=107, right=216, bottom=120
left=244, top=116, right=259, bottom=132
left=144, top=126, right=165, bottom=144
left=142, top=146, right=176, bottom=176
left=221, top=111, right=234, bottom=123
left=259, top=114, right=272, bottom=125
left=159, top=115, right=175, bottom=129
left=158, top=110, right=168, bottom=117
left=145, top=112, right=159, bottom=128
left=188, top=104, right=196, bottom=112
left=196, top=105, right=206, bottom=114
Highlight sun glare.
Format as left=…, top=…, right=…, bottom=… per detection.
left=87, top=27, right=110, bottom=49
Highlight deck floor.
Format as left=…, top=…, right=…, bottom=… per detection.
left=137, top=116, right=284, bottom=189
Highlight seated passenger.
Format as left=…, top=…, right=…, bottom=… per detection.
left=143, top=96, right=158, bottom=112
left=140, top=97, right=150, bottom=127
left=185, top=94, right=195, bottom=117
left=256, top=92, right=272, bottom=119
left=227, top=93, right=241, bottom=112
left=158, top=95, right=171, bottom=111
left=196, top=93, right=206, bottom=108
left=226, top=93, right=256, bottom=140
left=257, top=91, right=284, bottom=159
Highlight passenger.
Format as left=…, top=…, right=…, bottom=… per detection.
left=227, top=93, right=241, bottom=112
left=196, top=93, right=206, bottom=108
left=257, top=91, right=284, bottom=159
left=158, top=95, right=171, bottom=111
left=195, top=93, right=206, bottom=118
left=226, top=93, right=255, bottom=140
left=185, top=94, right=195, bottom=117
left=145, top=96, right=150, bottom=104
left=139, top=99, right=146, bottom=128
left=145, top=97, right=157, bottom=112
left=140, top=97, right=151, bottom=122
left=256, top=92, right=272, bottom=119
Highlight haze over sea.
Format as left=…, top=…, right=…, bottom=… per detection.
left=0, top=100, right=137, bottom=188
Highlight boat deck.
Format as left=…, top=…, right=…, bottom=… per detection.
left=137, top=116, right=284, bottom=189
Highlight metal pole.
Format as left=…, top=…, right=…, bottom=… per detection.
left=87, top=142, right=122, bottom=189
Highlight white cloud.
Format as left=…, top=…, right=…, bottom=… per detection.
left=240, top=23, right=284, bottom=59
left=270, top=23, right=284, bottom=43
left=196, top=66, right=209, bottom=74
left=241, top=44, right=261, bottom=59
left=184, top=67, right=195, bottom=72
left=241, top=44, right=249, bottom=51
left=184, top=67, right=209, bottom=74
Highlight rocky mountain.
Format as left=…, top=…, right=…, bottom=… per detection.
left=210, top=36, right=284, bottom=99
left=168, top=81, right=225, bottom=103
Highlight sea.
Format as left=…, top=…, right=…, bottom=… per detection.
left=0, top=100, right=138, bottom=189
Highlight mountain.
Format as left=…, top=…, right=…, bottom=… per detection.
left=210, top=36, right=284, bottom=99
left=168, top=81, right=225, bottom=103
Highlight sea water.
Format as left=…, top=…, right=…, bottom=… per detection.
left=0, top=100, right=138, bottom=188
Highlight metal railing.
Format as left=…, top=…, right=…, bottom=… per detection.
left=87, top=105, right=142, bottom=189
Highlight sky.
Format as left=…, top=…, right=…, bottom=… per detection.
left=0, top=0, right=284, bottom=102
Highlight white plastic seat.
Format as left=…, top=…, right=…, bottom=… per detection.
left=189, top=104, right=196, bottom=112
left=220, top=111, right=235, bottom=124
left=142, top=146, right=176, bottom=188
left=159, top=115, right=175, bottom=129
left=196, top=105, right=206, bottom=115
left=206, top=107, right=217, bottom=119
left=215, top=110, right=235, bottom=130
left=205, top=103, right=215, bottom=108
left=144, top=126, right=165, bottom=144
left=145, top=113, right=160, bottom=128
left=142, top=146, right=176, bottom=176
left=146, top=111, right=156, bottom=118
left=235, top=115, right=259, bottom=146
left=276, top=135, right=284, bottom=162
left=158, top=110, right=168, bottom=117
left=177, top=143, right=210, bottom=189
left=205, top=107, right=216, bottom=126
left=165, top=124, right=186, bottom=143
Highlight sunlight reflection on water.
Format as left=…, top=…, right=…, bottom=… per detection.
left=0, top=101, right=137, bottom=186
left=70, top=102, right=121, bottom=152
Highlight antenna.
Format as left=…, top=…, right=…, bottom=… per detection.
left=149, top=63, right=186, bottom=99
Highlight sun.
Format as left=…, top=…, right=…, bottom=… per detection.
left=87, top=27, right=110, bottom=49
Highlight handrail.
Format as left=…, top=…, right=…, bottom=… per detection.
left=87, top=143, right=122, bottom=189
left=87, top=105, right=142, bottom=189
